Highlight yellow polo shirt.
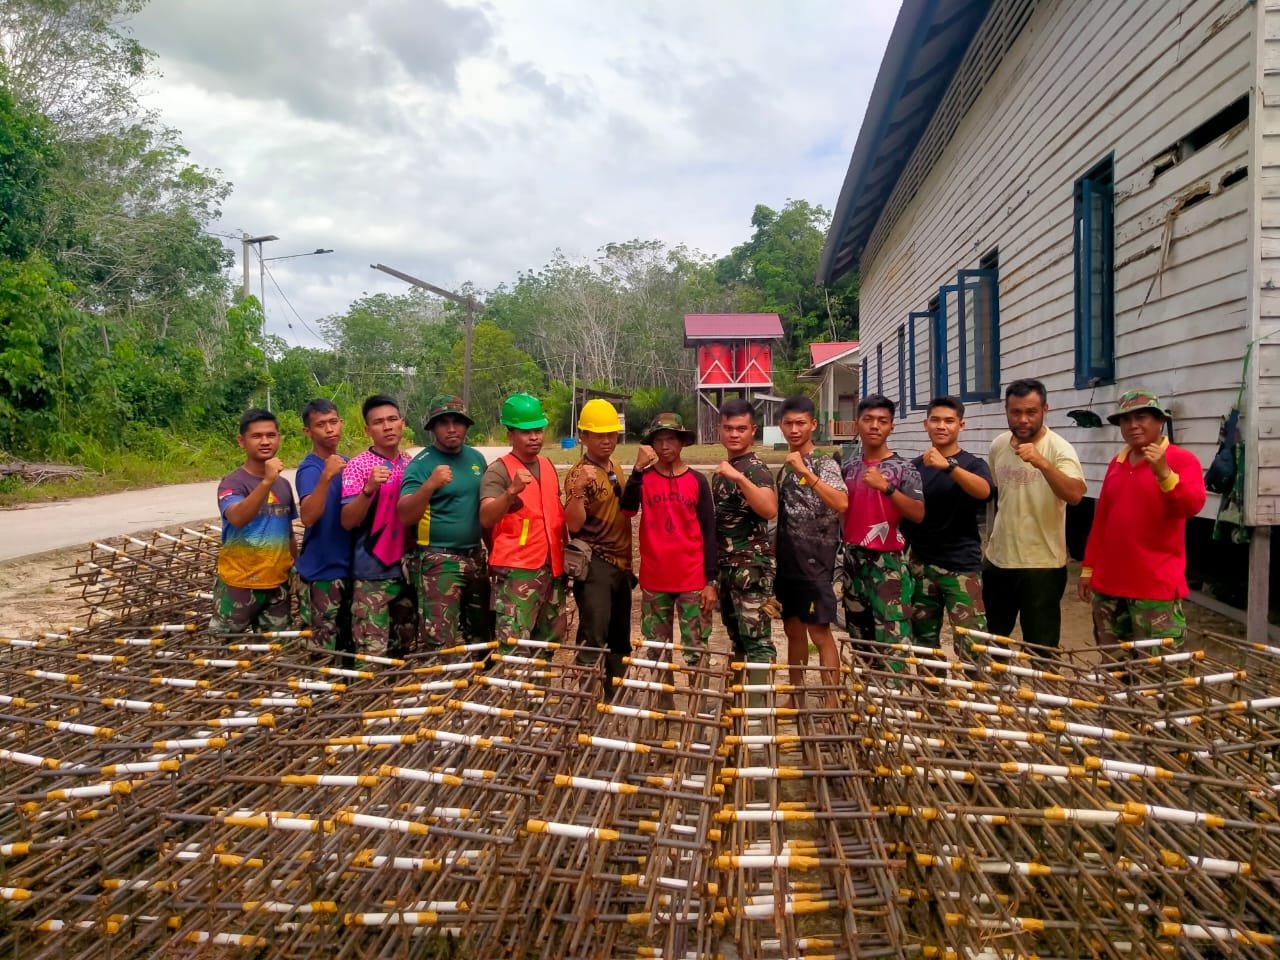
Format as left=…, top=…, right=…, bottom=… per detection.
left=986, top=428, right=1085, bottom=569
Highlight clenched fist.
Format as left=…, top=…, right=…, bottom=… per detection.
left=369, top=463, right=391, bottom=486
left=509, top=467, right=534, bottom=496
left=322, top=454, right=346, bottom=479
left=430, top=464, right=454, bottom=488
left=715, top=460, right=744, bottom=483
left=264, top=457, right=284, bottom=484
left=861, top=466, right=888, bottom=492
left=634, top=445, right=657, bottom=471
left=783, top=450, right=810, bottom=479
left=922, top=446, right=949, bottom=471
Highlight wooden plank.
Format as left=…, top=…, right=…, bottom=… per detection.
left=1258, top=439, right=1280, bottom=468
left=1248, top=527, right=1272, bottom=643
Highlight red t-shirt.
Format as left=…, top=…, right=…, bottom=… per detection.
left=841, top=453, right=923, bottom=552
left=621, top=468, right=717, bottom=593
left=1083, top=441, right=1206, bottom=600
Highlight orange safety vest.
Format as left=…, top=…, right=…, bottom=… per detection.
left=489, top=454, right=566, bottom=576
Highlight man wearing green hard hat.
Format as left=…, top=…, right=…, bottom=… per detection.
left=1078, top=389, right=1205, bottom=651
left=478, top=392, right=568, bottom=649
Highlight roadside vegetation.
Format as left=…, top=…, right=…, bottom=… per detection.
left=0, top=1, right=858, bottom=504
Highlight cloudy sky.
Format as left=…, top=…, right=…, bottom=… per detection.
left=128, top=1, right=897, bottom=347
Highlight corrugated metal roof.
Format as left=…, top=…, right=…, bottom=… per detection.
left=818, top=0, right=992, bottom=285
left=809, top=341, right=860, bottom=366
left=682, top=313, right=784, bottom=343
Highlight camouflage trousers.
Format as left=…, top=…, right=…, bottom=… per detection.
left=351, top=578, right=417, bottom=660
left=406, top=548, right=491, bottom=651
left=641, top=589, right=711, bottom=666
left=297, top=578, right=352, bottom=653
left=1091, top=592, right=1186, bottom=647
left=718, top=561, right=776, bottom=663
left=210, top=576, right=291, bottom=635
left=492, top=565, right=567, bottom=650
left=908, top=559, right=986, bottom=654
left=842, top=547, right=913, bottom=664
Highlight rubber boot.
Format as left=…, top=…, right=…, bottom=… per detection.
left=603, top=653, right=626, bottom=703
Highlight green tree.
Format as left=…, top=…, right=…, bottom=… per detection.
left=0, top=84, right=57, bottom=259
left=442, top=321, right=542, bottom=437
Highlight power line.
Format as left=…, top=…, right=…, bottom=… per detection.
left=261, top=258, right=331, bottom=347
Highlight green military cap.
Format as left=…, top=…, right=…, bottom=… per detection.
left=642, top=412, right=696, bottom=445
left=1107, top=389, right=1170, bottom=425
left=425, top=395, right=474, bottom=428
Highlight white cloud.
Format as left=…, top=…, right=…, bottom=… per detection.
left=127, top=0, right=897, bottom=347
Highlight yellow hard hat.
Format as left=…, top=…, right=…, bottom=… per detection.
left=577, top=398, right=623, bottom=434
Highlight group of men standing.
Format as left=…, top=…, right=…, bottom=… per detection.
left=210, top=375, right=1207, bottom=693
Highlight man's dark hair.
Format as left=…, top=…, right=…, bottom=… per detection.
left=857, top=394, right=895, bottom=420
left=927, top=395, right=965, bottom=419
left=1005, top=378, right=1047, bottom=404
left=780, top=395, right=816, bottom=418
left=302, top=398, right=339, bottom=427
left=719, top=398, right=755, bottom=421
left=239, top=408, right=279, bottom=436
left=362, top=394, right=401, bottom=422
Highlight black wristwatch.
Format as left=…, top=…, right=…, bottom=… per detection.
left=944, top=457, right=959, bottom=473
left=882, top=482, right=898, bottom=497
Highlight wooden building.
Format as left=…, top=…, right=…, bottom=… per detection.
left=798, top=341, right=861, bottom=441
left=684, top=313, right=784, bottom=443
left=819, top=0, right=1278, bottom=636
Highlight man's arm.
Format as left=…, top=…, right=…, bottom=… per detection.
left=788, top=452, right=848, bottom=514
left=398, top=463, right=453, bottom=526
left=564, top=465, right=590, bottom=534
left=479, top=463, right=530, bottom=530
left=715, top=460, right=778, bottom=520
left=298, top=456, right=346, bottom=527
left=223, top=461, right=283, bottom=528
left=1013, top=440, right=1085, bottom=505
left=1149, top=445, right=1207, bottom=518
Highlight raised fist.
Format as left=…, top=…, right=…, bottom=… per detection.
left=509, top=467, right=533, bottom=496
left=264, top=457, right=284, bottom=484
left=861, top=466, right=888, bottom=492
left=922, top=447, right=949, bottom=471
left=634, top=445, right=657, bottom=471
left=369, top=463, right=392, bottom=486
left=784, top=450, right=808, bottom=477
left=322, top=454, right=346, bottom=478
left=715, top=460, right=744, bottom=483
left=430, top=464, right=454, bottom=488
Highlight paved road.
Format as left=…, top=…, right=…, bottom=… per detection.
left=0, top=447, right=511, bottom=563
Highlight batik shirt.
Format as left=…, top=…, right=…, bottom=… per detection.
left=776, top=450, right=844, bottom=581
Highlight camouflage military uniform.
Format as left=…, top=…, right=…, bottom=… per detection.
left=842, top=547, right=914, bottom=652
left=641, top=589, right=711, bottom=666
left=1091, top=593, right=1185, bottom=647
left=908, top=561, right=985, bottom=653
left=492, top=565, right=567, bottom=650
left=406, top=547, right=491, bottom=650
left=210, top=578, right=291, bottom=634
left=296, top=578, right=351, bottom=652
left=713, top=453, right=777, bottom=662
left=351, top=579, right=416, bottom=659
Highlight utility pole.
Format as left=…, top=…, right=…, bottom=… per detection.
left=370, top=263, right=482, bottom=408
left=242, top=234, right=278, bottom=411
left=569, top=354, right=577, bottom=438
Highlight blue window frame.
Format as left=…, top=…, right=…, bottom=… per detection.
left=957, top=268, right=1000, bottom=401
left=907, top=310, right=933, bottom=410
left=876, top=342, right=884, bottom=396
left=896, top=324, right=906, bottom=411
left=933, top=290, right=953, bottom=398
left=860, top=356, right=868, bottom=398
left=1074, top=155, right=1115, bottom=387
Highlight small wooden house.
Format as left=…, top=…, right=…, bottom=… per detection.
left=799, top=342, right=861, bottom=441
left=684, top=313, right=784, bottom=442
left=819, top=0, right=1278, bottom=636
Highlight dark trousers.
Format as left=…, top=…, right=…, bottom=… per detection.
left=981, top=563, right=1068, bottom=648
left=572, top=556, right=633, bottom=658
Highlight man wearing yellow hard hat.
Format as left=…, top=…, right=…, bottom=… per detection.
left=563, top=398, right=633, bottom=698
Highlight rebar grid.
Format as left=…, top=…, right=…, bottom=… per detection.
left=2, top=531, right=1280, bottom=958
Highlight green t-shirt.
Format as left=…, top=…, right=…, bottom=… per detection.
left=400, top=444, right=487, bottom=549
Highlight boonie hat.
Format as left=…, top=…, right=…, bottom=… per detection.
left=1107, top=389, right=1170, bottom=425
left=642, top=412, right=696, bottom=445
left=424, top=395, right=474, bottom=429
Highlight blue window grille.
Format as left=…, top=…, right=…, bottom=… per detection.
left=933, top=290, right=953, bottom=398
left=957, top=268, right=1000, bottom=402
left=896, top=324, right=907, bottom=411
left=1074, top=156, right=1115, bottom=387
left=860, top=356, right=868, bottom=398
left=907, top=310, right=933, bottom=410
left=876, top=342, right=884, bottom=396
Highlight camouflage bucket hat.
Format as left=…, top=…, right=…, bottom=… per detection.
left=643, top=412, right=696, bottom=445
left=424, top=395, right=474, bottom=428
left=1107, top=389, right=1169, bottom=425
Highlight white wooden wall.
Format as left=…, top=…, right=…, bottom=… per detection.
left=857, top=0, right=1255, bottom=520
left=1254, top=2, right=1280, bottom=524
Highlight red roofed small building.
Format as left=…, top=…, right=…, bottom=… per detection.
left=799, top=341, right=860, bottom=442
left=684, top=313, right=784, bottom=442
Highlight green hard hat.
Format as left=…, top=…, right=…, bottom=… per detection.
left=500, top=392, right=549, bottom=430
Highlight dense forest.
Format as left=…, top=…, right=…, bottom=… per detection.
left=0, top=0, right=858, bottom=488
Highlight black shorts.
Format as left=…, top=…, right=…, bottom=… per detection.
left=775, top=577, right=837, bottom=625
